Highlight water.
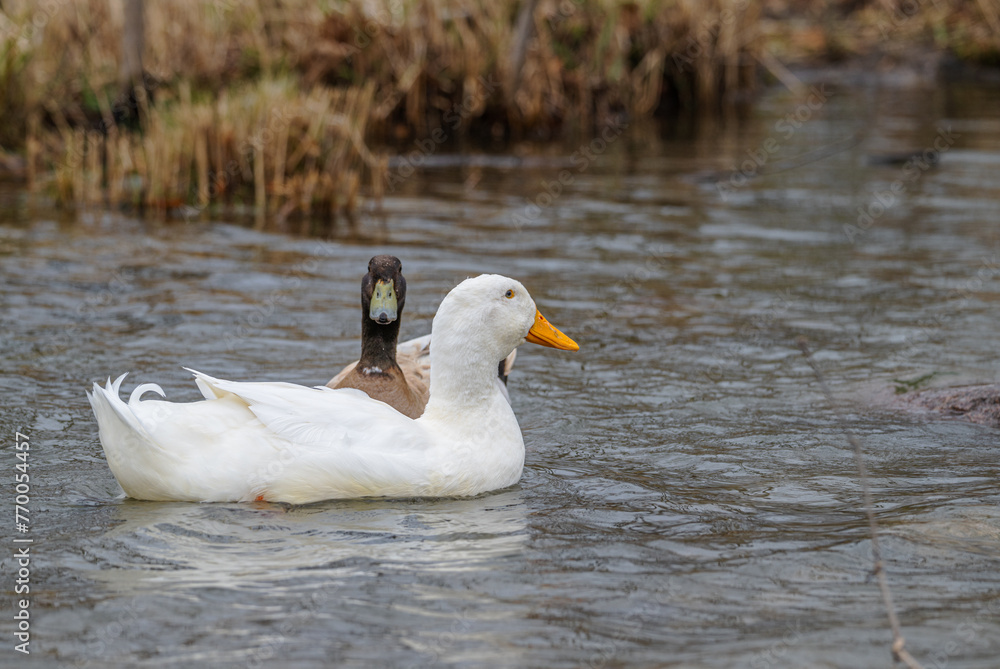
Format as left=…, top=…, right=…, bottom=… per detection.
left=2, top=74, right=999, bottom=667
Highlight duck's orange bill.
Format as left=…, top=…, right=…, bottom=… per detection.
left=525, top=310, right=579, bottom=351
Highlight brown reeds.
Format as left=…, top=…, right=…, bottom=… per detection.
left=304, top=0, right=761, bottom=136
left=3, top=0, right=383, bottom=223
left=760, top=0, right=1000, bottom=67
left=1, top=0, right=768, bottom=217
left=106, top=79, right=378, bottom=223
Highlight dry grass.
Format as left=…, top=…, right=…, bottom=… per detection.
left=303, top=0, right=761, bottom=137
left=0, top=0, right=765, bottom=217
left=40, top=78, right=381, bottom=226
left=3, top=0, right=382, bottom=222
left=761, top=0, right=1000, bottom=67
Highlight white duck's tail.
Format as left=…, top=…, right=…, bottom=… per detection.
left=88, top=372, right=299, bottom=502
left=87, top=373, right=181, bottom=500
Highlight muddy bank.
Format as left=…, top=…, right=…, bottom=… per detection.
left=894, top=384, right=1000, bottom=429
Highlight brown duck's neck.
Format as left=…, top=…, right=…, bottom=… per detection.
left=357, top=314, right=402, bottom=373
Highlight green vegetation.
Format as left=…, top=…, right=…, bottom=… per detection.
left=892, top=372, right=941, bottom=395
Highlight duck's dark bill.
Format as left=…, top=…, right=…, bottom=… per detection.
left=525, top=310, right=579, bottom=351
left=369, top=279, right=398, bottom=323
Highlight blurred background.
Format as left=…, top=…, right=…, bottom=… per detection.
left=0, top=0, right=997, bottom=224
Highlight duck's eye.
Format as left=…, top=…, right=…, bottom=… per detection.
left=505, top=289, right=515, bottom=299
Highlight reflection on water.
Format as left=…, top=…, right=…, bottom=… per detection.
left=2, top=77, right=1000, bottom=667
left=87, top=493, right=528, bottom=593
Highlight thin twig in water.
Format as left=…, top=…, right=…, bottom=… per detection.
left=796, top=337, right=924, bottom=669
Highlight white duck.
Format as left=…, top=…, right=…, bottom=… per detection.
left=87, top=274, right=578, bottom=504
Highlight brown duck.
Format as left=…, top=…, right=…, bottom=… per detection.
left=327, top=256, right=516, bottom=418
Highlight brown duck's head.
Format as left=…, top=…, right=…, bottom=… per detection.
left=362, top=255, right=406, bottom=325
